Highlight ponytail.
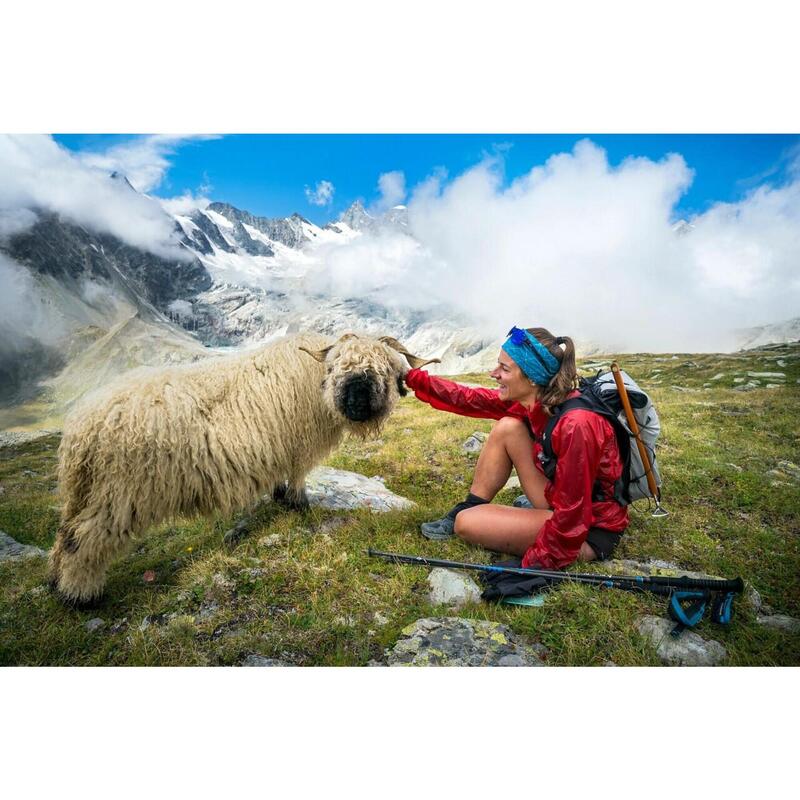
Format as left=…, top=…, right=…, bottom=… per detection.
left=526, top=327, right=578, bottom=416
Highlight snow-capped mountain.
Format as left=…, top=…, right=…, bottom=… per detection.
left=0, top=183, right=495, bottom=422
left=735, top=317, right=800, bottom=350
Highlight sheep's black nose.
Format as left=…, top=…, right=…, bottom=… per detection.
left=342, top=374, right=376, bottom=422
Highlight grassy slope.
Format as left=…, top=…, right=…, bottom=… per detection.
left=1, top=344, right=798, bottom=666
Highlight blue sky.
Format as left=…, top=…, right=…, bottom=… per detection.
left=54, top=134, right=800, bottom=226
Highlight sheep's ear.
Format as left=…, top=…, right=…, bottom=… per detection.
left=299, top=345, right=334, bottom=363
left=379, top=336, right=441, bottom=369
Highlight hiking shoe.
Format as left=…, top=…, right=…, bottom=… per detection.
left=512, top=495, right=533, bottom=509
left=420, top=515, right=456, bottom=540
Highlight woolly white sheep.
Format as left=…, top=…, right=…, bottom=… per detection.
left=48, top=332, right=437, bottom=605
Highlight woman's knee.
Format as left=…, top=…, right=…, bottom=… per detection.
left=453, top=507, right=479, bottom=541
left=490, top=416, right=528, bottom=441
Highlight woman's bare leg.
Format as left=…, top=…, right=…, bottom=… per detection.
left=455, top=505, right=598, bottom=561
left=469, top=416, right=549, bottom=508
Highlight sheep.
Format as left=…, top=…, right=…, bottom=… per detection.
left=48, top=331, right=438, bottom=605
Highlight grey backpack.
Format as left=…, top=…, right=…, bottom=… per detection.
left=539, top=369, right=662, bottom=505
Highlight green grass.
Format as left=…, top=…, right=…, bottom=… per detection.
left=1, top=342, right=798, bottom=666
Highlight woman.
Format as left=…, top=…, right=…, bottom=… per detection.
left=403, top=326, right=628, bottom=570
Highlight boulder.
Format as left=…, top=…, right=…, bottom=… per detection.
left=635, top=616, right=727, bottom=666
left=304, top=467, right=415, bottom=512
left=427, top=568, right=482, bottom=608
left=385, top=617, right=544, bottom=666
left=0, top=531, right=48, bottom=561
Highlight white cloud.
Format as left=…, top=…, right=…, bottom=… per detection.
left=305, top=180, right=335, bottom=206
left=311, top=139, right=800, bottom=351
left=0, top=134, right=190, bottom=260
left=158, top=191, right=211, bottom=216
left=76, top=134, right=212, bottom=193
left=374, top=170, right=406, bottom=211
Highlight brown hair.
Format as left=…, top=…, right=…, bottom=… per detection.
left=526, top=327, right=578, bottom=416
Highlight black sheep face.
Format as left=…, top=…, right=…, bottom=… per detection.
left=300, top=333, right=439, bottom=435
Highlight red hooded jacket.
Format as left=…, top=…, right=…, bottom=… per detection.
left=405, top=368, right=628, bottom=570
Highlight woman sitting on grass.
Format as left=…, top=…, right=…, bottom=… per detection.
left=403, top=326, right=628, bottom=569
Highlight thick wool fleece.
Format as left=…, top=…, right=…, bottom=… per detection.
left=50, top=332, right=408, bottom=603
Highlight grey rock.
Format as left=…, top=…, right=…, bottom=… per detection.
left=0, top=531, right=48, bottom=561
left=746, top=371, right=785, bottom=378
left=85, top=618, right=106, bottom=633
left=427, top=568, right=483, bottom=608
left=304, top=466, right=415, bottom=512
left=386, top=617, right=544, bottom=667
left=636, top=616, right=727, bottom=666
left=776, top=461, right=800, bottom=481
left=746, top=585, right=763, bottom=614
left=756, top=614, right=800, bottom=634
left=241, top=654, right=292, bottom=667
left=462, top=431, right=487, bottom=453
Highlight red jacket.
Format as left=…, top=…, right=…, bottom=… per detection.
left=405, top=368, right=628, bottom=570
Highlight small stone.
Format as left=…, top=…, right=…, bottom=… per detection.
left=746, top=586, right=762, bottom=614
left=85, top=618, right=106, bottom=633
left=776, top=461, right=800, bottom=480
left=427, top=568, right=483, bottom=608
left=142, top=570, right=156, bottom=583
left=258, top=534, right=281, bottom=548
left=373, top=611, right=389, bottom=626
left=733, top=377, right=745, bottom=383
left=747, top=371, right=785, bottom=378
left=0, top=531, right=48, bottom=561
left=241, top=654, right=292, bottom=667
left=709, top=373, right=725, bottom=381
left=726, top=463, right=743, bottom=472
left=636, top=616, right=727, bottom=666
left=756, top=614, right=800, bottom=634
left=462, top=432, right=487, bottom=453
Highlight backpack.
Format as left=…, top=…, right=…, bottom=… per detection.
left=537, top=369, right=662, bottom=506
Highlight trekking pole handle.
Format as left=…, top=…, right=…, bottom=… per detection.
left=643, top=575, right=744, bottom=594
left=610, top=362, right=660, bottom=500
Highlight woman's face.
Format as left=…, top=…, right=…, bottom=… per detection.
left=490, top=349, right=539, bottom=405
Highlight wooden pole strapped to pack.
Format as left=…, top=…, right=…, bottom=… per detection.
left=610, top=362, right=668, bottom=517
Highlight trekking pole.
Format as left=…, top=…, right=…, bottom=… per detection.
left=368, top=549, right=743, bottom=633
left=367, top=549, right=743, bottom=594
left=610, top=362, right=668, bottom=517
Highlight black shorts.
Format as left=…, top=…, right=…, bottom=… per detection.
left=585, top=528, right=621, bottom=561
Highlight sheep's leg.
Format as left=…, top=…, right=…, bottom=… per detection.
left=272, top=478, right=309, bottom=511
left=222, top=494, right=274, bottom=546
left=48, top=518, right=133, bottom=607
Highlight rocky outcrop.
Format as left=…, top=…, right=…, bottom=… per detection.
left=385, top=617, right=545, bottom=666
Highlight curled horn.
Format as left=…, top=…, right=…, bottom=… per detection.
left=298, top=333, right=358, bottom=363
left=379, top=336, right=441, bottom=369
left=298, top=344, right=335, bottom=363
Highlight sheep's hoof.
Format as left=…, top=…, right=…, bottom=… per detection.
left=48, top=579, right=106, bottom=610
left=223, top=518, right=251, bottom=547
left=273, top=484, right=310, bottom=511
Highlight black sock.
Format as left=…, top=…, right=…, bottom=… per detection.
left=444, top=492, right=489, bottom=520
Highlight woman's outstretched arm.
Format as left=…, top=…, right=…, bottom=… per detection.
left=405, top=368, right=526, bottom=421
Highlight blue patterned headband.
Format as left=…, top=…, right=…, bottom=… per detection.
left=501, top=326, right=561, bottom=386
